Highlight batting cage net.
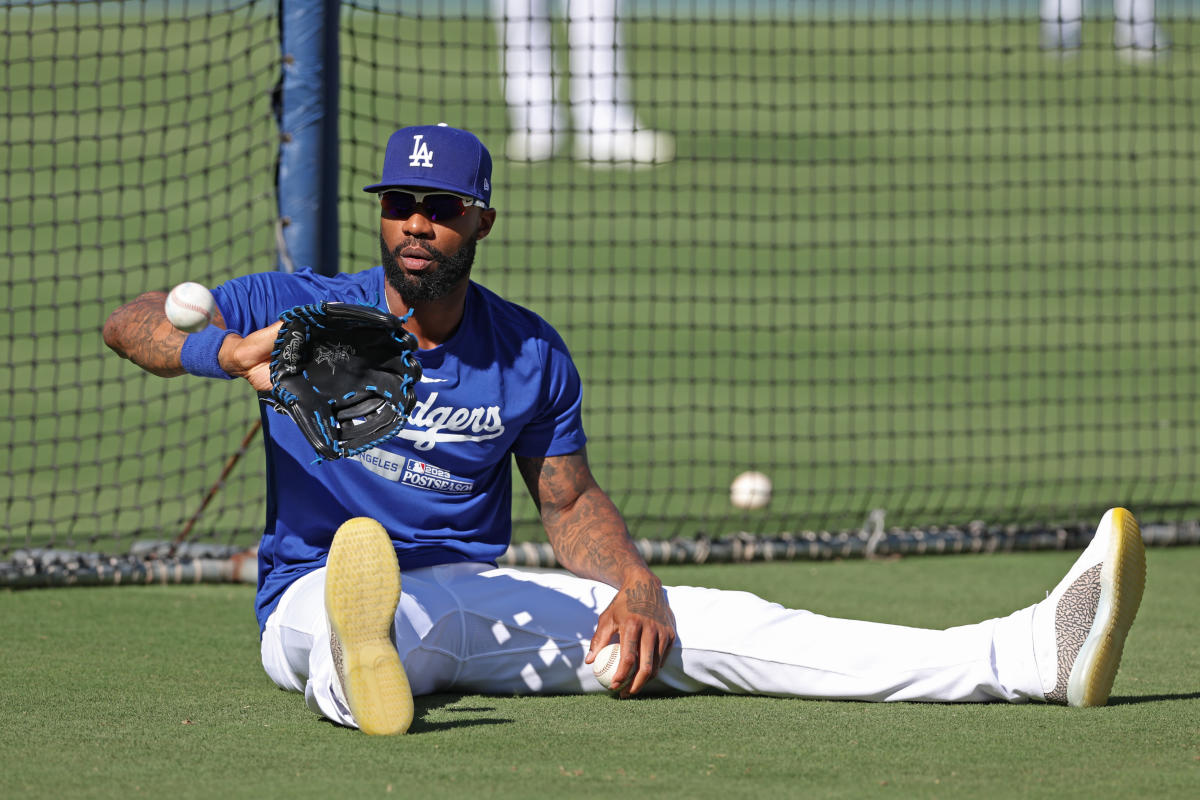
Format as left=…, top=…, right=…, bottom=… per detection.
left=3, top=1, right=278, bottom=555
left=3, top=1, right=1198, bottom=579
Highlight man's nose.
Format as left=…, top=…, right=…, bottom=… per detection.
left=402, top=208, right=435, bottom=237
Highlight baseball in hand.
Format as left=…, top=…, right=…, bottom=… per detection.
left=592, top=643, right=622, bottom=690
left=165, top=281, right=217, bottom=333
left=730, top=470, right=772, bottom=510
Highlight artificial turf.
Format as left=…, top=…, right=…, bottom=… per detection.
left=2, top=547, right=1196, bottom=798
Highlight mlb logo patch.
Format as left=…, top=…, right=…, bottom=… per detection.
left=401, top=458, right=473, bottom=494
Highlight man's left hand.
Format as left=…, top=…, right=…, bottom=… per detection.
left=587, top=572, right=677, bottom=697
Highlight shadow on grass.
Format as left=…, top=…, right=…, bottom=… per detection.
left=1107, top=691, right=1200, bottom=706
left=312, top=694, right=513, bottom=734
left=409, top=694, right=513, bottom=733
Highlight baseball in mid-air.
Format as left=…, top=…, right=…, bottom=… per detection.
left=165, top=281, right=217, bottom=333
left=592, top=642, right=622, bottom=690
left=730, top=470, right=772, bottom=510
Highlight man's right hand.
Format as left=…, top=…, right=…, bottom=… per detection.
left=217, top=322, right=283, bottom=392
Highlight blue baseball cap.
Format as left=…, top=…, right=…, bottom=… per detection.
left=363, top=124, right=492, bottom=206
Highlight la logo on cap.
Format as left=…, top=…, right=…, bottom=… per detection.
left=409, top=134, right=433, bottom=168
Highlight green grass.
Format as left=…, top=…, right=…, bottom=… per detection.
left=2, top=548, right=1197, bottom=798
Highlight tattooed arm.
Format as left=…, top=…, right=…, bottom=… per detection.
left=102, top=291, right=278, bottom=389
left=102, top=292, right=207, bottom=377
left=516, top=448, right=677, bottom=696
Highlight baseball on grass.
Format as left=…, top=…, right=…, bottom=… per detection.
left=730, top=470, right=772, bottom=510
left=592, top=642, right=622, bottom=690
left=165, top=281, right=216, bottom=333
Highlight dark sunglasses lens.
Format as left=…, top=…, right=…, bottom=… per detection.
left=380, top=192, right=466, bottom=221
left=422, top=194, right=466, bottom=221
left=380, top=192, right=417, bottom=219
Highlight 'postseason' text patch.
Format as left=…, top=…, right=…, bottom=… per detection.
left=400, top=458, right=473, bottom=494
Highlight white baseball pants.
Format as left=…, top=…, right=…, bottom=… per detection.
left=261, top=562, right=1047, bottom=728
left=1042, top=0, right=1162, bottom=49
left=491, top=0, right=638, bottom=135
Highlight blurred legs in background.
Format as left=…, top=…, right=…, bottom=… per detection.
left=1040, top=0, right=1170, bottom=60
left=491, top=0, right=674, bottom=164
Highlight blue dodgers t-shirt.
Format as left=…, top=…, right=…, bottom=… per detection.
left=211, top=267, right=588, bottom=632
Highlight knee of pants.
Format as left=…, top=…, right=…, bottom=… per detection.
left=260, top=624, right=307, bottom=693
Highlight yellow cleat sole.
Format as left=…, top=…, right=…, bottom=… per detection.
left=325, top=517, right=413, bottom=735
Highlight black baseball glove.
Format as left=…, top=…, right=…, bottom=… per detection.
left=261, top=302, right=422, bottom=461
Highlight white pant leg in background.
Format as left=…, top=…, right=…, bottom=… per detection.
left=491, top=0, right=563, bottom=137
left=1042, top=0, right=1160, bottom=50
left=1113, top=0, right=1159, bottom=49
left=492, top=0, right=634, bottom=136
left=565, top=0, right=636, bottom=135
left=262, top=562, right=1047, bottom=727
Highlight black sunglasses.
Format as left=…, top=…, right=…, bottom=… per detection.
left=379, top=190, right=487, bottom=222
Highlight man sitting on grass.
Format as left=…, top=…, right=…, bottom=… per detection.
left=103, top=124, right=1147, bottom=734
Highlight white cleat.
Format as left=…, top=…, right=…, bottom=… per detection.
left=1032, top=507, right=1146, bottom=707
left=1114, top=24, right=1171, bottom=64
left=574, top=128, right=675, bottom=166
left=504, top=130, right=564, bottom=163
left=325, top=517, right=413, bottom=735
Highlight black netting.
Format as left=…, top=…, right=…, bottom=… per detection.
left=3, top=0, right=278, bottom=552
left=4, top=2, right=1197, bottom=555
left=340, top=2, right=1198, bottom=541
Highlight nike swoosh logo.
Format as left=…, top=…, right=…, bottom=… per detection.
left=420, top=376, right=448, bottom=383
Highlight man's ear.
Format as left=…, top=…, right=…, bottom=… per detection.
left=475, top=208, right=497, bottom=241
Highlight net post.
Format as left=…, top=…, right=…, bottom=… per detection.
left=277, top=0, right=340, bottom=276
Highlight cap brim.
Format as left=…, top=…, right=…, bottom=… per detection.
left=363, top=179, right=485, bottom=203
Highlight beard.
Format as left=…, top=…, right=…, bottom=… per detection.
left=380, top=234, right=477, bottom=305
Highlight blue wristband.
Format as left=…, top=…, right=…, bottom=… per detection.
left=179, top=326, right=238, bottom=380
